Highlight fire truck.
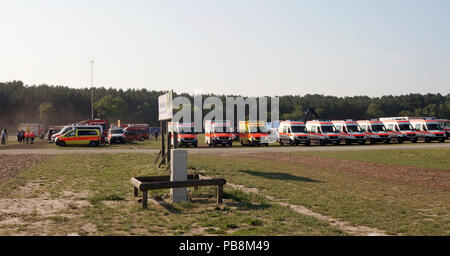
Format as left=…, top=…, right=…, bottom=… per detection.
left=409, top=118, right=446, bottom=143
left=305, top=120, right=340, bottom=146
left=168, top=122, right=198, bottom=147
left=204, top=120, right=234, bottom=147
left=331, top=120, right=366, bottom=145
left=379, top=117, right=418, bottom=143
left=357, top=120, right=391, bottom=144
left=278, top=121, right=310, bottom=146
left=239, top=121, right=269, bottom=146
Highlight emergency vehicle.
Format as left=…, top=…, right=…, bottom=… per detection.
left=168, top=122, right=198, bottom=147
left=357, top=120, right=391, bottom=144
left=436, top=119, right=450, bottom=139
left=331, top=120, right=366, bottom=145
left=239, top=121, right=269, bottom=146
left=56, top=128, right=101, bottom=147
left=107, top=127, right=126, bottom=144
left=305, top=120, right=340, bottom=146
left=53, top=125, right=103, bottom=144
left=409, top=119, right=446, bottom=143
left=379, top=117, right=418, bottom=143
left=278, top=121, right=310, bottom=146
left=204, top=120, right=234, bottom=147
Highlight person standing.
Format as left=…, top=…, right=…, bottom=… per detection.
left=24, top=130, right=29, bottom=144
left=154, top=129, right=158, bottom=141
left=29, top=131, right=35, bottom=144
left=1, top=129, right=6, bottom=145
left=20, top=129, right=25, bottom=143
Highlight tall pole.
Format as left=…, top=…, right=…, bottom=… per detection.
left=90, top=59, right=94, bottom=120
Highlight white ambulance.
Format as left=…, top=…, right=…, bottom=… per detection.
left=168, top=122, right=198, bottom=147
left=278, top=121, right=310, bottom=146
left=436, top=119, right=450, bottom=139
left=379, top=117, right=418, bottom=143
left=204, top=120, right=234, bottom=147
left=357, top=120, right=391, bottom=144
left=305, top=120, right=340, bottom=146
left=409, top=119, right=446, bottom=143
left=331, top=120, right=367, bottom=145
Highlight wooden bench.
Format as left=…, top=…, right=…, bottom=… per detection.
left=131, top=175, right=226, bottom=208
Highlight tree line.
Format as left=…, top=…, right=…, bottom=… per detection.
left=1, top=80, right=449, bottom=131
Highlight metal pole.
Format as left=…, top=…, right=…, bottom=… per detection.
left=90, top=59, right=94, bottom=120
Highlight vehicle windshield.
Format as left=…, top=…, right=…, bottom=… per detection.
left=249, top=126, right=267, bottom=133
left=398, top=124, right=413, bottom=131
left=371, top=124, right=387, bottom=132
left=346, top=125, right=362, bottom=133
left=291, top=126, right=307, bottom=133
left=178, top=126, right=195, bottom=134
left=60, top=127, right=73, bottom=134
left=111, top=129, right=123, bottom=134
left=320, top=125, right=337, bottom=133
left=427, top=124, right=442, bottom=130
left=213, top=126, right=232, bottom=133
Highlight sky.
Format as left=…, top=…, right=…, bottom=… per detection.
left=1, top=0, right=449, bottom=97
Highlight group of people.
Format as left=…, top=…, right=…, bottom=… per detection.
left=1, top=129, right=7, bottom=145
left=17, top=129, right=36, bottom=144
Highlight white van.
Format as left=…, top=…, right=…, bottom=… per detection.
left=278, top=121, right=310, bottom=146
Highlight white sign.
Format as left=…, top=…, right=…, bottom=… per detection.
left=158, top=91, right=173, bottom=121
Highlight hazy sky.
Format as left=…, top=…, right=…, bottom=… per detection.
left=1, top=0, right=449, bottom=97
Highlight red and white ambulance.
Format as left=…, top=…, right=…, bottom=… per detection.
left=409, top=118, right=446, bottom=143
left=436, top=119, right=450, bottom=139
left=278, top=121, right=310, bottom=146
left=168, top=122, right=198, bottom=147
left=331, top=120, right=366, bottom=145
left=305, top=120, right=340, bottom=146
left=379, top=117, right=418, bottom=143
left=204, top=120, right=234, bottom=147
left=357, top=120, right=391, bottom=144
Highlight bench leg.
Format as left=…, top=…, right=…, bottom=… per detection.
left=143, top=191, right=148, bottom=209
left=217, top=185, right=223, bottom=205
left=134, top=187, right=138, bottom=197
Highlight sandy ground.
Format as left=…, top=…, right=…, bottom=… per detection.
left=0, top=142, right=448, bottom=155
left=0, top=154, right=52, bottom=184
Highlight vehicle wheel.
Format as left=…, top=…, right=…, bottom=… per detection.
left=279, top=140, right=284, bottom=146
left=425, top=137, right=430, bottom=143
left=288, top=140, right=294, bottom=146
left=58, top=141, right=66, bottom=147
left=264, top=143, right=269, bottom=147
left=305, top=141, right=311, bottom=146
left=439, top=138, right=445, bottom=143
left=228, top=143, right=233, bottom=147
left=345, top=139, right=350, bottom=145
left=319, top=140, right=325, bottom=146
left=370, top=139, right=375, bottom=145
left=397, top=138, right=403, bottom=144
left=194, top=142, right=198, bottom=148
left=89, top=141, right=98, bottom=147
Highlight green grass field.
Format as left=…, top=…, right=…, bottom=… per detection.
left=0, top=148, right=448, bottom=235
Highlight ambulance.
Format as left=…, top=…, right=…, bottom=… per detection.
left=409, top=119, right=446, bottom=143
left=305, top=120, right=340, bottom=146
left=278, top=121, right=310, bottom=146
left=204, top=120, right=234, bottom=147
left=436, top=119, right=450, bottom=139
left=331, top=120, right=367, bottom=145
left=239, top=121, right=269, bottom=146
left=357, top=120, right=391, bottom=144
left=168, top=122, right=198, bottom=147
left=56, top=128, right=101, bottom=147
left=379, top=117, right=418, bottom=143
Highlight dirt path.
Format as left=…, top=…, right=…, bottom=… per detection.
left=0, top=142, right=448, bottom=155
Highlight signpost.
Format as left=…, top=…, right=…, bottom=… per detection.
left=155, top=91, right=173, bottom=167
